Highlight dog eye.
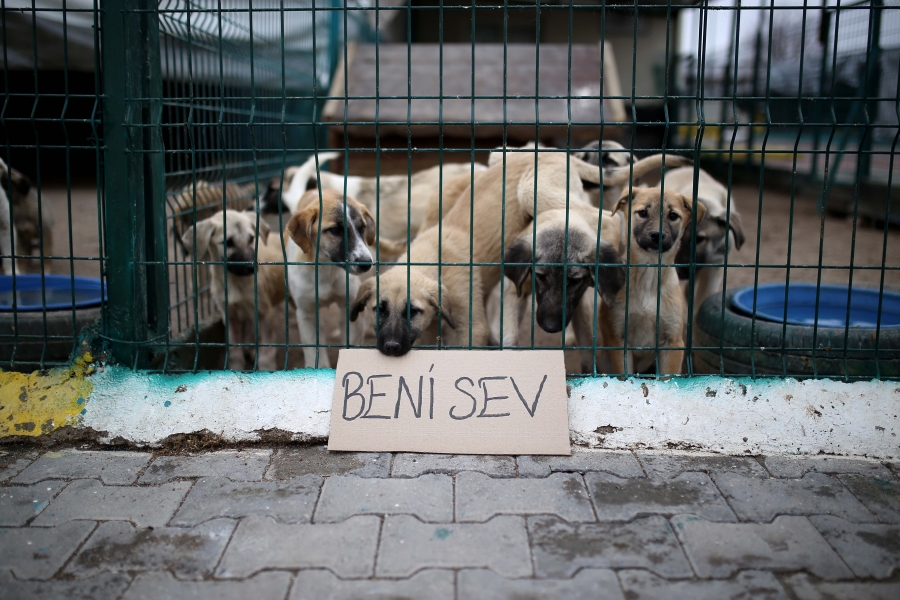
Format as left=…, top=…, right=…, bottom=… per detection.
left=408, top=306, right=422, bottom=317
left=327, top=226, right=344, bottom=235
left=379, top=300, right=389, bottom=316
left=668, top=212, right=680, bottom=221
left=226, top=238, right=235, bottom=248
left=636, top=209, right=649, bottom=218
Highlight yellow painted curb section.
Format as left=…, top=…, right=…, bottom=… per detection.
left=0, top=353, right=96, bottom=438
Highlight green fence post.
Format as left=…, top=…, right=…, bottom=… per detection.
left=101, top=0, right=168, bottom=367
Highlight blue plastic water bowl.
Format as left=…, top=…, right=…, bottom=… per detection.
left=731, top=283, right=900, bottom=329
left=0, top=274, right=107, bottom=312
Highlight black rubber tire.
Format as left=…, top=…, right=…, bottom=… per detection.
left=693, top=289, right=900, bottom=378
left=0, top=307, right=101, bottom=367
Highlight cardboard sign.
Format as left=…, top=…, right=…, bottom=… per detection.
left=328, top=349, right=570, bottom=455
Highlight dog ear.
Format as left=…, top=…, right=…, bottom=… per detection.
left=503, top=237, right=533, bottom=298
left=427, top=284, right=456, bottom=330
left=611, top=191, right=630, bottom=216
left=285, top=205, right=318, bottom=254
left=682, top=193, right=707, bottom=224
left=350, top=278, right=375, bottom=322
left=594, top=240, right=626, bottom=306
left=181, top=219, right=216, bottom=261
left=728, top=209, right=746, bottom=250
left=359, top=205, right=376, bottom=246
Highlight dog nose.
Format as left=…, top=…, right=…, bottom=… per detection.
left=383, top=341, right=402, bottom=355
left=355, top=262, right=371, bottom=273
left=649, top=231, right=661, bottom=244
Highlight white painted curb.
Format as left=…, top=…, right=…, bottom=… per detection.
left=80, top=366, right=899, bottom=458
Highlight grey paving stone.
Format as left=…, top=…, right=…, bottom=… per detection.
left=528, top=515, right=693, bottom=579
left=217, top=515, right=380, bottom=579
left=377, top=515, right=531, bottom=578
left=0, top=480, right=66, bottom=526
left=587, top=472, right=737, bottom=522
left=809, top=515, right=900, bottom=579
left=12, top=449, right=151, bottom=485
left=124, top=571, right=291, bottom=600
left=315, top=474, right=452, bottom=523
left=32, top=479, right=191, bottom=527
left=636, top=452, right=769, bottom=480
left=0, top=447, right=40, bottom=482
left=783, top=573, right=900, bottom=600
left=67, top=519, right=235, bottom=580
left=139, top=449, right=272, bottom=483
left=456, top=471, right=595, bottom=522
left=266, top=446, right=389, bottom=479
left=392, top=453, right=516, bottom=478
left=714, top=472, right=877, bottom=523
left=0, top=521, right=95, bottom=580
left=764, top=456, right=893, bottom=479
left=459, top=568, right=624, bottom=600
left=290, top=569, right=455, bottom=600
left=618, top=570, right=787, bottom=600
left=517, top=449, right=644, bottom=478
left=671, top=514, right=853, bottom=580
left=839, top=474, right=900, bottom=523
left=172, top=475, right=322, bottom=526
left=0, top=570, right=131, bottom=600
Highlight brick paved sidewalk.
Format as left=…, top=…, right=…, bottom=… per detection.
left=1, top=445, right=899, bottom=599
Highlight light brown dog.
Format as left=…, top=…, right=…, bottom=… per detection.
left=663, top=166, right=746, bottom=318
left=599, top=187, right=707, bottom=376
left=350, top=224, right=488, bottom=355
left=181, top=210, right=286, bottom=370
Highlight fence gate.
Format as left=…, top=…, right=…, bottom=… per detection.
left=1, top=0, right=898, bottom=382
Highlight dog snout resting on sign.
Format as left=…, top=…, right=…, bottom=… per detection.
left=350, top=225, right=486, bottom=357
left=181, top=210, right=286, bottom=371
left=662, top=166, right=745, bottom=318
left=599, top=187, right=707, bottom=376
left=286, top=189, right=394, bottom=368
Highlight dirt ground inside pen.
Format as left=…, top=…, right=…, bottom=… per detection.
left=20, top=181, right=900, bottom=370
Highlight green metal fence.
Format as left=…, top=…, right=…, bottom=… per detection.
left=1, top=0, right=898, bottom=380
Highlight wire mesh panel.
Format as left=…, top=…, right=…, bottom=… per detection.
left=2, top=1, right=898, bottom=380
left=1, top=0, right=105, bottom=370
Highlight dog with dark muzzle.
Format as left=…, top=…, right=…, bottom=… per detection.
left=182, top=210, right=285, bottom=370
left=285, top=188, right=403, bottom=368
left=500, top=206, right=625, bottom=372
left=598, top=187, right=707, bottom=376
left=350, top=224, right=488, bottom=356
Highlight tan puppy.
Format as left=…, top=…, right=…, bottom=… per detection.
left=663, top=166, right=746, bottom=318
left=350, top=225, right=488, bottom=355
left=599, top=187, right=707, bottom=376
left=285, top=189, right=381, bottom=368
left=271, top=152, right=487, bottom=243
left=0, top=159, right=53, bottom=273
left=181, top=210, right=285, bottom=370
